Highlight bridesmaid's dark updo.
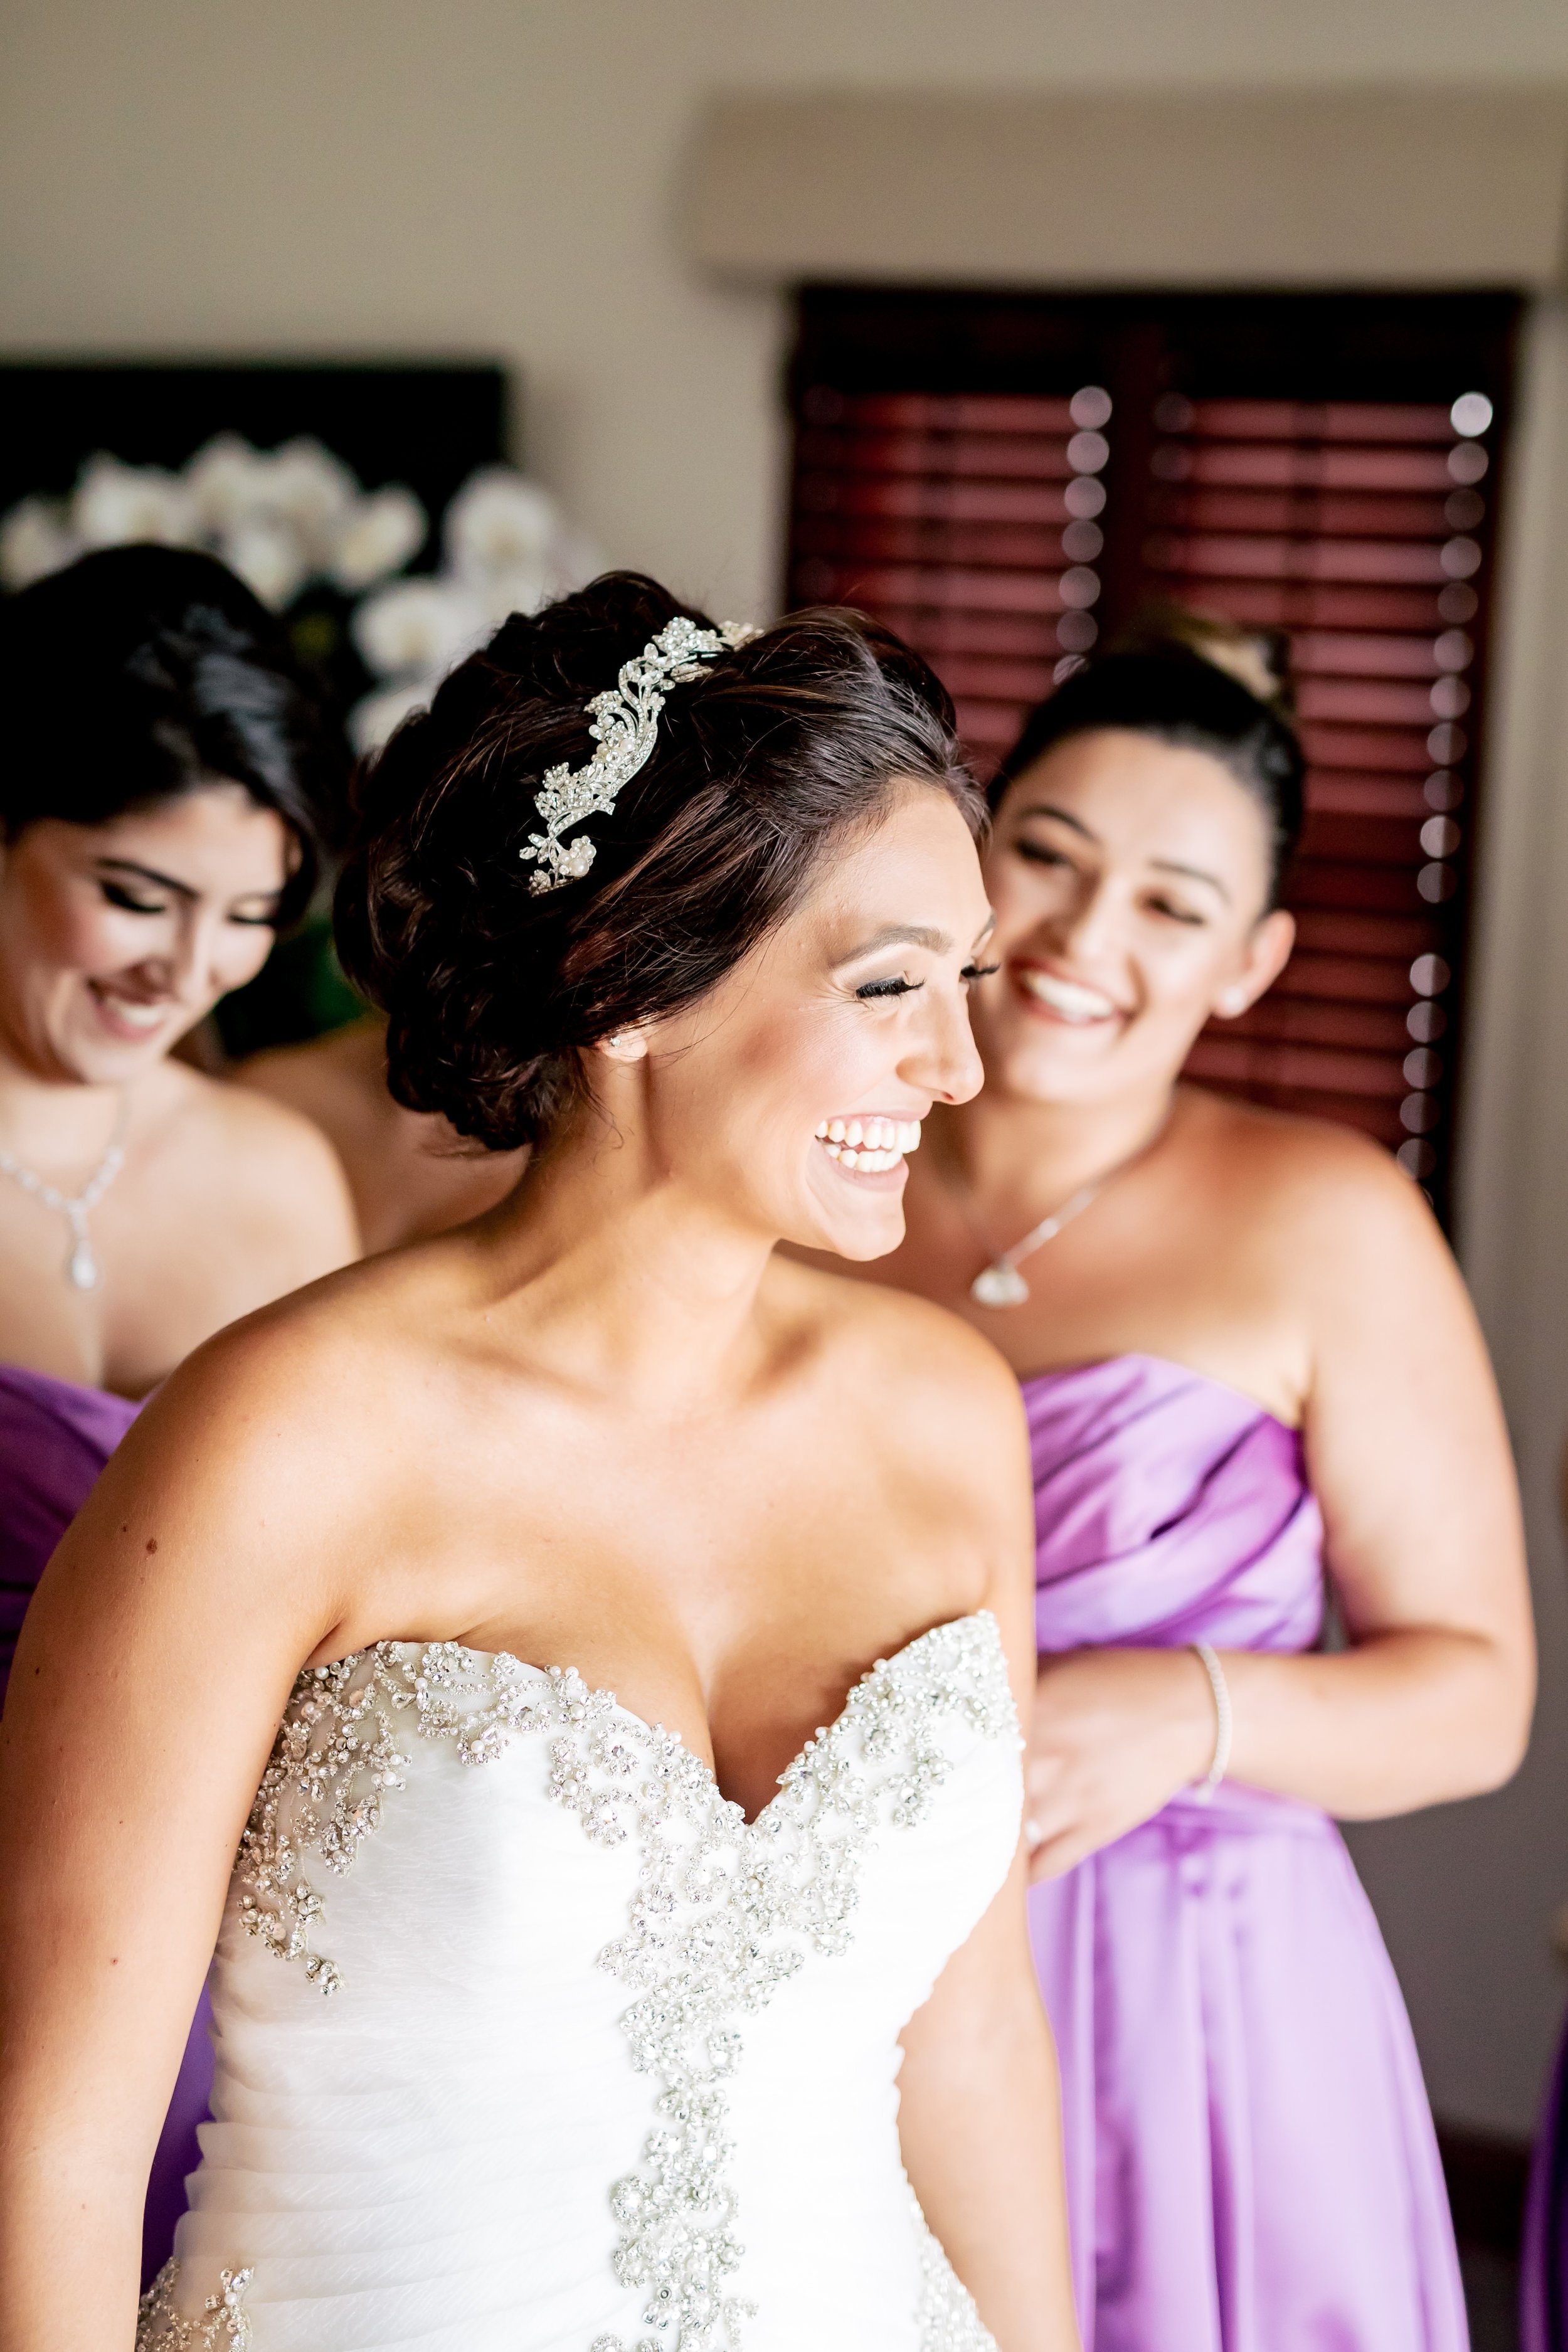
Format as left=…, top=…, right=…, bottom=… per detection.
left=1, top=544, right=338, bottom=925
left=335, top=573, right=980, bottom=1152
left=992, top=650, right=1306, bottom=908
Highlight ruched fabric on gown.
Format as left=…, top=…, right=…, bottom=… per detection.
left=1025, top=1354, right=1468, bottom=2352
left=0, top=1360, right=138, bottom=1693
left=139, top=1614, right=1021, bottom=2349
left=0, top=1362, right=213, bottom=2292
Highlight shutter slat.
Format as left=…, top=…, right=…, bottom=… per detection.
left=787, top=307, right=1505, bottom=1212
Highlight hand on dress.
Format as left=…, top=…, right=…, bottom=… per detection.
left=1024, top=1646, right=1217, bottom=1880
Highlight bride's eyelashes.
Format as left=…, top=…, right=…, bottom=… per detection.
left=854, top=956, right=998, bottom=1002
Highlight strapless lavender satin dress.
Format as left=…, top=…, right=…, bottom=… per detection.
left=0, top=1362, right=212, bottom=2292
left=1025, top=1354, right=1467, bottom=2352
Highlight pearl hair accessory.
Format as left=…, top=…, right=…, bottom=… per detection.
left=519, top=613, right=759, bottom=895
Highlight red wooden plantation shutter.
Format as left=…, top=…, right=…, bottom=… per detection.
left=784, top=292, right=1517, bottom=1222
left=1143, top=392, right=1493, bottom=1173
left=790, top=388, right=1111, bottom=763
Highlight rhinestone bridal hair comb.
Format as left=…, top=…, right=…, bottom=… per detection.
left=519, top=613, right=760, bottom=894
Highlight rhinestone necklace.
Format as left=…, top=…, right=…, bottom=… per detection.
left=0, top=1092, right=129, bottom=1291
left=962, top=1107, right=1172, bottom=1310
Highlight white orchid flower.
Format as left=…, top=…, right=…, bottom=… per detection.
left=473, top=561, right=551, bottom=627
left=445, top=469, right=559, bottom=581
left=184, top=435, right=273, bottom=535
left=269, top=438, right=359, bottom=562
left=329, top=486, right=426, bottom=593
left=348, top=676, right=438, bottom=757
left=351, top=575, right=487, bottom=681
left=0, top=497, right=79, bottom=592
left=73, top=456, right=196, bottom=551
left=220, top=517, right=309, bottom=612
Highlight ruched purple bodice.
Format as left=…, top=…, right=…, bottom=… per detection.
left=1028, top=1349, right=1323, bottom=1658
left=1024, top=1355, right=1466, bottom=2352
left=0, top=1362, right=138, bottom=1697
left=0, top=1362, right=210, bottom=2292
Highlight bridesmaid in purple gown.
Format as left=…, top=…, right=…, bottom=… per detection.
left=0, top=1364, right=214, bottom=2288
left=1523, top=2033, right=1568, bottom=2349
left=0, top=549, right=356, bottom=2280
left=852, top=635, right=1533, bottom=2348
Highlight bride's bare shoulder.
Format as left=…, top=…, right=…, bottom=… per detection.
left=116, top=1242, right=455, bottom=1501
left=768, top=1254, right=1027, bottom=1465
left=37, top=1248, right=460, bottom=1671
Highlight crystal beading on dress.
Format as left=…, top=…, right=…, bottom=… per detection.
left=135, top=2265, right=252, bottom=2349
left=139, top=1613, right=1019, bottom=2352
left=519, top=615, right=759, bottom=894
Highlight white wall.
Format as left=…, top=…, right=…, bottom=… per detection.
left=6, top=0, right=1568, bottom=618
left=1345, top=300, right=1568, bottom=2136
left=7, top=0, right=1568, bottom=2134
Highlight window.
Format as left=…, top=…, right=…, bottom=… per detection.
left=785, top=290, right=1520, bottom=1222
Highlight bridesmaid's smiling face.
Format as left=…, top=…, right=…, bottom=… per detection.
left=597, top=782, right=993, bottom=1261
left=0, top=785, right=290, bottom=1085
left=973, top=729, right=1296, bottom=1110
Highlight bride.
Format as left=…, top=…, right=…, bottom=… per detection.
left=0, top=575, right=1078, bottom=2351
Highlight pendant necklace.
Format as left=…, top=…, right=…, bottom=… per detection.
left=0, top=1092, right=129, bottom=1291
left=963, top=1110, right=1173, bottom=1310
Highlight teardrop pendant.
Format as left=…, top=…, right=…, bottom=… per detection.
left=970, top=1261, right=1031, bottom=1309
left=66, top=1237, right=100, bottom=1291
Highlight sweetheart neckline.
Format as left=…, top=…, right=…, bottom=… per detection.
left=338, top=1607, right=1005, bottom=1830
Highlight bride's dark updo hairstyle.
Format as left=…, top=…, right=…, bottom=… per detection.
left=336, top=573, right=982, bottom=1152
left=990, top=647, right=1306, bottom=909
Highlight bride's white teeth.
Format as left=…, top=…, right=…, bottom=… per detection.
left=1019, top=969, right=1119, bottom=1024
left=817, top=1116, right=924, bottom=1173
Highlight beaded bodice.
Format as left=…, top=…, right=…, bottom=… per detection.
left=139, top=1614, right=1022, bottom=2352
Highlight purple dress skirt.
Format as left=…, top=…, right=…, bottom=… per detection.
left=1523, top=2035, right=1568, bottom=2349
left=1026, top=1355, right=1468, bottom=2352
left=0, top=1362, right=215, bottom=2292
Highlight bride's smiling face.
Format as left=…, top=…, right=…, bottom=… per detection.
left=595, top=783, right=992, bottom=1259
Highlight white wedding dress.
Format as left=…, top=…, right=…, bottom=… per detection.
left=139, top=1612, right=1021, bottom=2351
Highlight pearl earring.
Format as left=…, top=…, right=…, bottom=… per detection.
left=1220, top=987, right=1249, bottom=1016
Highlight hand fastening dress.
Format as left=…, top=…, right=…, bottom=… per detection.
left=139, top=1613, right=1022, bottom=2350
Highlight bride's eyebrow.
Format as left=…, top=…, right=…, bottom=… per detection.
left=835, top=923, right=953, bottom=967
